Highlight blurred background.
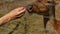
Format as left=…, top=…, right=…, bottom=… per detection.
left=0, top=0, right=60, bottom=34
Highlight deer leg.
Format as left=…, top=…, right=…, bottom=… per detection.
left=43, top=13, right=50, bottom=34
left=53, top=20, right=60, bottom=34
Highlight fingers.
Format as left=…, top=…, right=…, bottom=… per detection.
left=10, top=7, right=25, bottom=13
left=9, top=7, right=26, bottom=15
left=15, top=7, right=26, bottom=18
left=18, top=8, right=26, bottom=14
left=6, top=7, right=26, bottom=20
left=15, top=7, right=24, bottom=11
left=14, top=7, right=26, bottom=14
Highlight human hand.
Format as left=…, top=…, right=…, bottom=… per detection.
left=6, top=7, right=26, bottom=19
left=0, top=7, right=26, bottom=25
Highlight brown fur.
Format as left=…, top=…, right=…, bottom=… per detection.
left=27, top=0, right=60, bottom=34
left=54, top=20, right=60, bottom=34
left=27, top=0, right=49, bottom=14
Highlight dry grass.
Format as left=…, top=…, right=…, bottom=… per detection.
left=0, top=0, right=60, bottom=34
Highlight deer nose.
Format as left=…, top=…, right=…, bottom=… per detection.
left=26, top=5, right=33, bottom=13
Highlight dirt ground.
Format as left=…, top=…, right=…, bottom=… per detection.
left=0, top=0, right=60, bottom=34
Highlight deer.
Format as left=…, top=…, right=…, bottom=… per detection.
left=0, top=0, right=60, bottom=34
left=26, top=0, right=60, bottom=34
left=27, top=0, right=52, bottom=33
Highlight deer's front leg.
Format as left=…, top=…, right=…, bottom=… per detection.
left=53, top=20, right=60, bottom=34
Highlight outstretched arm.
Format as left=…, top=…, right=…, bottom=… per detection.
left=0, top=7, right=26, bottom=25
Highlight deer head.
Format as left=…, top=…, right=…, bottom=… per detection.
left=26, top=0, right=50, bottom=15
